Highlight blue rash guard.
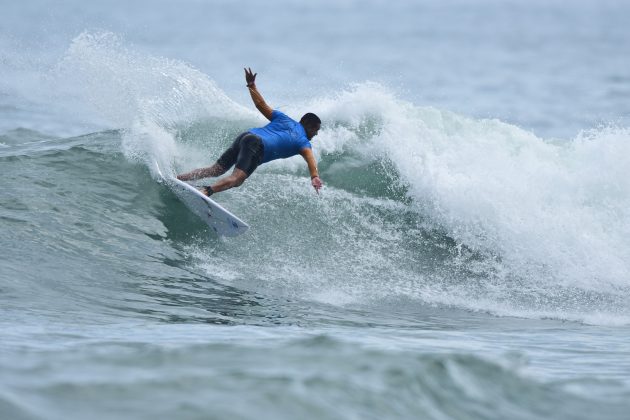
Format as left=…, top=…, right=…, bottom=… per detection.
left=249, top=110, right=312, bottom=164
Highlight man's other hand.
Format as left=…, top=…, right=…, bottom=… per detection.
left=311, top=176, right=323, bottom=194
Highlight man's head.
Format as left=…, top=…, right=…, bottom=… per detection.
left=300, top=113, right=321, bottom=140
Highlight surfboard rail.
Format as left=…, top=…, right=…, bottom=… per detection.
left=154, top=160, right=249, bottom=237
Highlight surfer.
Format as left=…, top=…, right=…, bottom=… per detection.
left=177, top=68, right=323, bottom=195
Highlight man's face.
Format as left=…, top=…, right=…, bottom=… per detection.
left=306, top=123, right=320, bottom=140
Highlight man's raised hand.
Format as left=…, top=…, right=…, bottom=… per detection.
left=245, top=67, right=257, bottom=87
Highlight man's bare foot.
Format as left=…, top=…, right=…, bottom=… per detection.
left=198, top=186, right=213, bottom=196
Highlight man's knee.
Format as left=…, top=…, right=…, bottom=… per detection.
left=225, top=173, right=246, bottom=188
left=232, top=168, right=248, bottom=187
left=212, top=163, right=227, bottom=177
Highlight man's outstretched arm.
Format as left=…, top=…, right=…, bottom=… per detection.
left=245, top=67, right=273, bottom=120
left=299, top=148, right=323, bottom=193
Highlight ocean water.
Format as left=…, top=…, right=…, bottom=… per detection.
left=2, top=0, right=630, bottom=419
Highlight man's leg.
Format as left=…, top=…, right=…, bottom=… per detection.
left=177, top=163, right=226, bottom=181
left=204, top=168, right=248, bottom=195
left=177, top=133, right=248, bottom=181
left=198, top=133, right=262, bottom=196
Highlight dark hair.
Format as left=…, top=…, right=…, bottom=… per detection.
left=300, top=113, right=321, bottom=127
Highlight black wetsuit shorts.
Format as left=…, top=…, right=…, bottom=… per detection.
left=215, top=132, right=264, bottom=176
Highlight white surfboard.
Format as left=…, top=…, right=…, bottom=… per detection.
left=154, top=160, right=249, bottom=237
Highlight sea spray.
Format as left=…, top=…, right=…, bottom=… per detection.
left=55, top=31, right=251, bottom=172
left=266, top=83, right=630, bottom=322
left=51, top=32, right=630, bottom=325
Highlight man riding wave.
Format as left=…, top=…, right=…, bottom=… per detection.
left=177, top=68, right=323, bottom=195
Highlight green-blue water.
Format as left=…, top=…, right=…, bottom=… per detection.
left=2, top=1, right=630, bottom=418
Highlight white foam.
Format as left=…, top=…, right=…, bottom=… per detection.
left=311, top=84, right=630, bottom=288
left=55, top=33, right=630, bottom=325
left=284, top=83, right=629, bottom=324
